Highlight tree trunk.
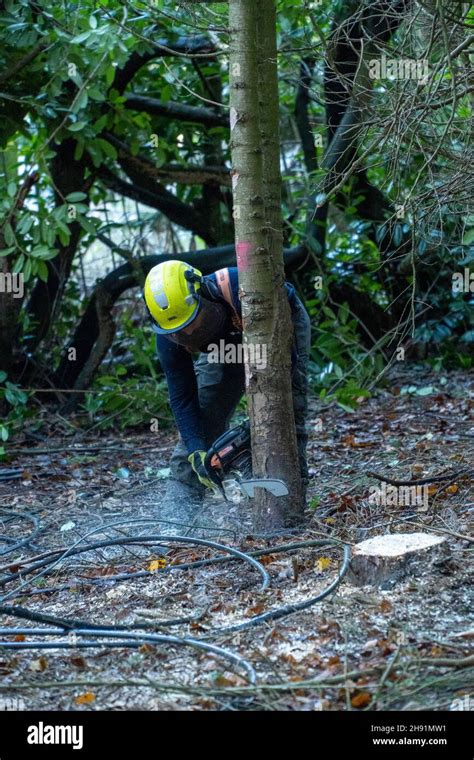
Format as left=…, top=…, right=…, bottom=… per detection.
left=26, top=140, right=88, bottom=353
left=0, top=167, right=39, bottom=381
left=229, top=0, right=304, bottom=531
left=0, top=237, right=22, bottom=378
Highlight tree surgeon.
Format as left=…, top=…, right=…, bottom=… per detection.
left=143, top=260, right=311, bottom=495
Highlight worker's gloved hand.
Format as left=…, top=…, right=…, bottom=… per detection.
left=188, top=450, right=218, bottom=492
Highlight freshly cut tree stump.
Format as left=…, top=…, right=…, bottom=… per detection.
left=348, top=532, right=447, bottom=588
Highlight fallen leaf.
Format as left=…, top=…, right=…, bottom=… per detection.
left=337, top=494, right=356, bottom=512
left=74, top=692, right=95, bottom=704
left=60, top=520, right=76, bottom=532
left=319, top=620, right=340, bottom=634
left=351, top=692, right=371, bottom=708
left=213, top=673, right=244, bottom=687
left=342, top=435, right=373, bottom=448
left=245, top=603, right=265, bottom=617
left=70, top=656, right=86, bottom=669
left=377, top=639, right=395, bottom=656
left=138, top=643, right=155, bottom=654
left=29, top=656, right=48, bottom=672
left=148, top=558, right=166, bottom=571
left=281, top=653, right=300, bottom=665
left=380, top=599, right=392, bottom=613
left=316, top=557, right=332, bottom=572
left=259, top=554, right=278, bottom=566
left=190, top=622, right=206, bottom=631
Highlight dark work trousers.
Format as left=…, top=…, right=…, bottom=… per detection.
left=169, top=295, right=311, bottom=490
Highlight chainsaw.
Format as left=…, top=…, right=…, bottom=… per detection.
left=203, top=420, right=289, bottom=502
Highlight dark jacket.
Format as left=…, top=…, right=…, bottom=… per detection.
left=156, top=267, right=298, bottom=454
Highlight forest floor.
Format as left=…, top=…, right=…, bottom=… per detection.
left=0, top=365, right=472, bottom=712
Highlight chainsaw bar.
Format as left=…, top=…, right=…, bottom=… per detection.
left=239, top=478, right=289, bottom=497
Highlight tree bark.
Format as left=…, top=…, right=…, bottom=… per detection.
left=0, top=169, right=40, bottom=380
left=293, top=57, right=328, bottom=262
left=25, top=140, right=89, bottom=353
left=229, top=0, right=304, bottom=530
left=60, top=282, right=116, bottom=413
left=0, top=241, right=22, bottom=378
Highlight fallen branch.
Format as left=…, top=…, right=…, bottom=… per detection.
left=419, top=655, right=474, bottom=668
left=6, top=443, right=171, bottom=455
left=366, top=468, right=471, bottom=486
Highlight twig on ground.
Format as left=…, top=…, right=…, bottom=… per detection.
left=366, top=468, right=471, bottom=487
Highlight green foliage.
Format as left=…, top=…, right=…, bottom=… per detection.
left=308, top=495, right=320, bottom=510
left=307, top=301, right=380, bottom=411
left=426, top=341, right=473, bottom=371
left=0, top=371, right=29, bottom=456
left=80, top=305, right=171, bottom=430
left=0, top=0, right=472, bottom=443
left=81, top=372, right=170, bottom=431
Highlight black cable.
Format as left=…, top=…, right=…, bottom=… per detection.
left=205, top=543, right=351, bottom=635
left=0, top=505, right=351, bottom=666
left=0, top=493, right=350, bottom=689
left=0, top=627, right=256, bottom=683
left=0, top=514, right=237, bottom=566
left=0, top=534, right=270, bottom=600
left=0, top=509, right=42, bottom=557
left=0, top=540, right=350, bottom=636
left=3, top=539, right=346, bottom=597
left=0, top=537, right=350, bottom=690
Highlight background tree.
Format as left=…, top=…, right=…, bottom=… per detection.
left=0, top=0, right=472, bottom=450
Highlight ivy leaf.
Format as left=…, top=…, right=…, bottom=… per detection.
left=70, top=31, right=92, bottom=44
left=96, top=138, right=118, bottom=160
left=65, top=192, right=88, bottom=203
left=3, top=223, right=15, bottom=246
left=12, top=254, right=25, bottom=273
left=36, top=260, right=49, bottom=282
left=68, top=121, right=87, bottom=132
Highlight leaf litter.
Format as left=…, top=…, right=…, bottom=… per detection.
left=0, top=367, right=472, bottom=711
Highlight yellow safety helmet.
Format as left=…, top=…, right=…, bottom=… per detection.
left=143, top=260, right=203, bottom=334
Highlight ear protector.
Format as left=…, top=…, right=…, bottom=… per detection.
left=183, top=268, right=200, bottom=302
left=184, top=269, right=221, bottom=302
